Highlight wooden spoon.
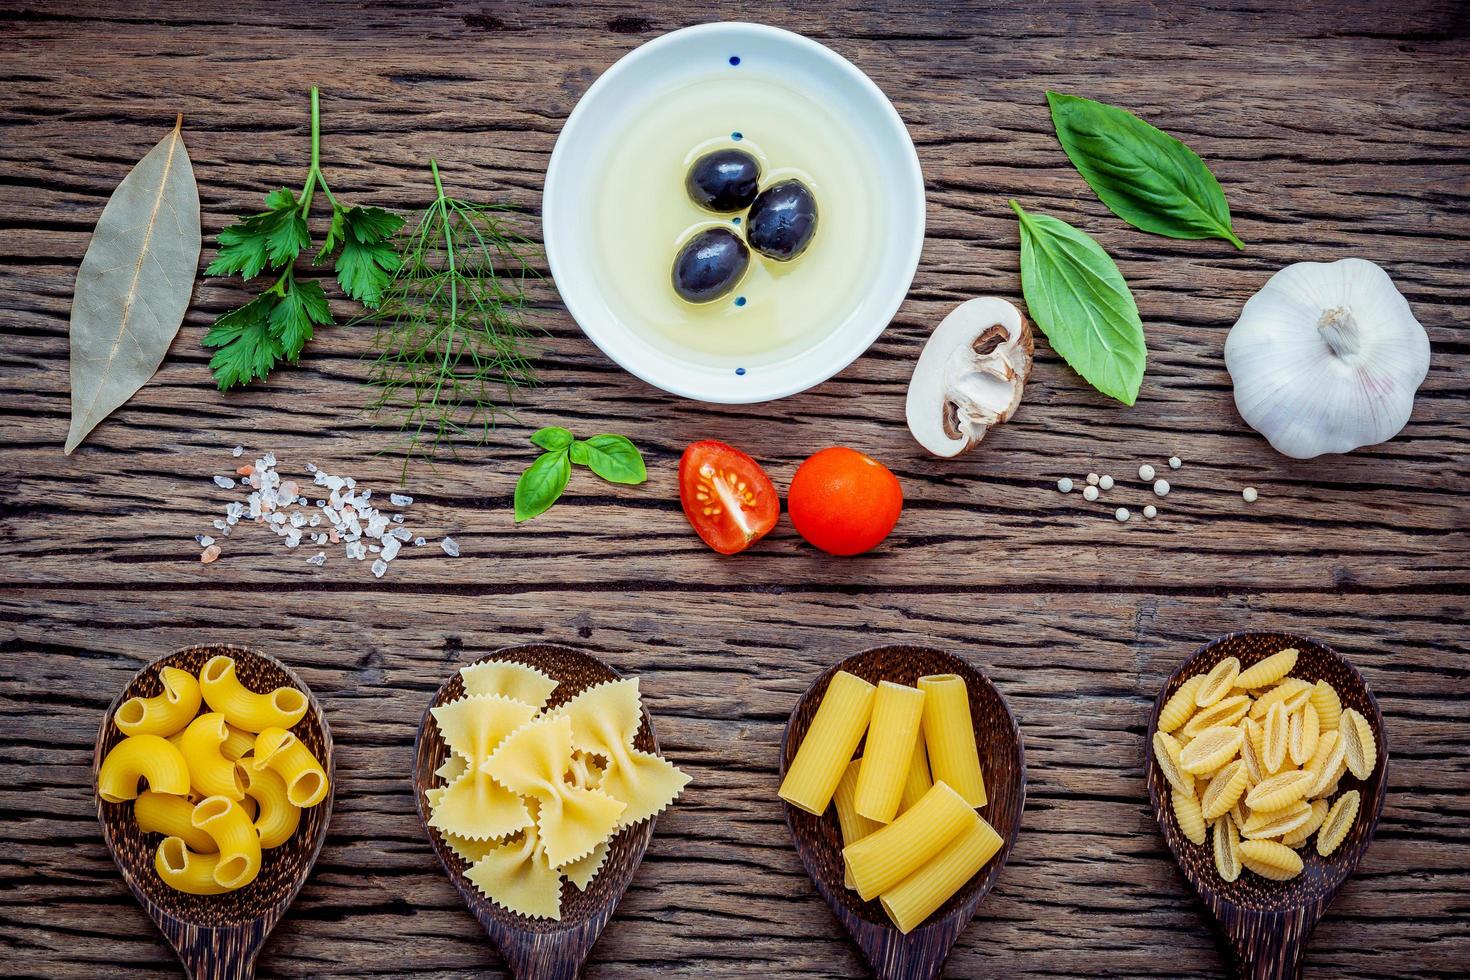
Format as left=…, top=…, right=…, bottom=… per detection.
left=779, top=645, right=1026, bottom=980
left=1146, top=631, right=1389, bottom=980
left=93, top=644, right=335, bottom=980
left=412, top=643, right=662, bottom=980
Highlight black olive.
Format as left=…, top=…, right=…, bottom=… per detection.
left=671, top=227, right=750, bottom=304
left=744, top=179, right=818, bottom=261
left=685, top=149, right=762, bottom=213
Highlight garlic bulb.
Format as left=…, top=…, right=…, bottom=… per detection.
left=1224, top=258, right=1429, bottom=459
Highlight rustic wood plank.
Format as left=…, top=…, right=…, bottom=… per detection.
left=1, top=0, right=1467, bottom=977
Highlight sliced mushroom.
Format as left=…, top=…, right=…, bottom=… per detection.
left=905, top=297, right=1033, bottom=457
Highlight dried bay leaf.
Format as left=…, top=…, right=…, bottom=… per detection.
left=65, top=114, right=200, bottom=454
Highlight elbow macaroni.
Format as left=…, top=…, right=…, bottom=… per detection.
left=199, top=655, right=308, bottom=732
left=98, top=735, right=191, bottom=803
left=114, top=667, right=202, bottom=738
left=100, top=657, right=329, bottom=897
left=191, top=796, right=261, bottom=890
left=177, top=713, right=245, bottom=801
left=252, top=728, right=329, bottom=808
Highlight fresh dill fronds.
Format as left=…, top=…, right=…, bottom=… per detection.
left=362, top=159, right=541, bottom=469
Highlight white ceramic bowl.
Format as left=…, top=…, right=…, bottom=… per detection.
left=543, top=22, right=925, bottom=404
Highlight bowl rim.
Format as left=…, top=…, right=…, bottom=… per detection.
left=542, top=21, right=926, bottom=404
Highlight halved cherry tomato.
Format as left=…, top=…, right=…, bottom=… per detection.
left=678, top=440, right=780, bottom=555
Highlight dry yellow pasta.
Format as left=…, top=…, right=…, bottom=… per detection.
left=1238, top=717, right=1265, bottom=786
left=1195, top=657, right=1240, bottom=707
left=1288, top=702, right=1320, bottom=767
left=155, top=836, right=231, bottom=895
left=1212, top=816, right=1241, bottom=883
left=1241, top=800, right=1313, bottom=840
left=1339, top=708, right=1377, bottom=780
left=199, top=655, right=308, bottom=733
left=1178, top=726, right=1243, bottom=775
left=1182, top=695, right=1251, bottom=738
left=1172, top=786, right=1206, bottom=845
left=778, top=671, right=876, bottom=816
left=115, top=667, right=202, bottom=738
left=855, top=682, right=926, bottom=823
left=1152, top=731, right=1194, bottom=799
left=1262, top=702, right=1289, bottom=774
left=1310, top=679, right=1342, bottom=734
left=1239, top=839, right=1303, bottom=880
left=191, top=796, right=261, bottom=890
left=842, top=781, right=972, bottom=901
left=177, top=714, right=246, bottom=802
left=1280, top=798, right=1330, bottom=848
left=240, top=764, right=300, bottom=849
left=878, top=811, right=1002, bottom=935
left=1248, top=677, right=1311, bottom=720
left=1235, top=648, right=1297, bottom=690
left=1316, top=790, right=1360, bottom=857
left=1245, top=770, right=1313, bottom=813
left=1158, top=675, right=1207, bottom=734
left=1305, top=734, right=1347, bottom=800
left=917, top=673, right=986, bottom=808
left=898, top=736, right=932, bottom=814
left=220, top=724, right=256, bottom=762
left=98, top=734, right=192, bottom=803
left=134, top=791, right=217, bottom=853
left=252, top=728, right=329, bottom=807
left=833, top=759, right=883, bottom=889
left=1201, top=760, right=1248, bottom=820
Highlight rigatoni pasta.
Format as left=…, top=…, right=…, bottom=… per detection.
left=898, top=738, right=932, bottom=814
left=918, top=674, right=987, bottom=808
left=855, top=682, right=926, bottom=823
left=98, top=655, right=329, bottom=897
left=843, top=781, right=974, bottom=901
left=878, top=811, right=1003, bottom=934
left=779, top=671, right=876, bottom=816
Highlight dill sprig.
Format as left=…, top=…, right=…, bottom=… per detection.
left=362, top=159, right=540, bottom=469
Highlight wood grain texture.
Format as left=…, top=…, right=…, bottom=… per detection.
left=0, top=0, right=1467, bottom=977
left=1145, top=632, right=1389, bottom=980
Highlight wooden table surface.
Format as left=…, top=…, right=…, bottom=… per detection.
left=2, top=1, right=1467, bottom=977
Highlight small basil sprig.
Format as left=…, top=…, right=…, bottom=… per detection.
left=1046, top=91, right=1244, bottom=249
left=1011, top=200, right=1147, bottom=405
left=514, top=426, right=647, bottom=522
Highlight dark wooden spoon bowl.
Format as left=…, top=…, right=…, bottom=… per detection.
left=779, top=645, right=1026, bottom=980
left=93, top=644, right=335, bottom=980
left=412, top=643, right=661, bottom=980
left=1145, top=631, right=1389, bottom=980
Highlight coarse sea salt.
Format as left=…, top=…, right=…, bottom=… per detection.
left=198, top=450, right=445, bottom=577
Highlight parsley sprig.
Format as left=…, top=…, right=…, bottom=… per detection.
left=203, top=88, right=404, bottom=389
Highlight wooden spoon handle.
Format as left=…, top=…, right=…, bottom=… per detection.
left=497, top=932, right=594, bottom=980
left=1221, top=908, right=1315, bottom=980
left=169, top=926, right=263, bottom=980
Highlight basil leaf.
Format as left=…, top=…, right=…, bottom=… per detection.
left=568, top=441, right=590, bottom=466
left=1046, top=91, right=1244, bottom=250
left=578, top=434, right=647, bottom=485
left=514, top=450, right=570, bottom=522
left=530, top=426, right=575, bottom=452
left=1010, top=200, right=1147, bottom=405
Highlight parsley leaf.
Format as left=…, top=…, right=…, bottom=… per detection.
left=202, top=295, right=284, bottom=389
left=268, top=276, right=333, bottom=359
left=334, top=206, right=404, bottom=308
left=204, top=189, right=308, bottom=279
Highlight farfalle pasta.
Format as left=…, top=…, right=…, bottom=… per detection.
left=97, top=655, right=328, bottom=896
left=422, top=659, right=690, bottom=921
left=1151, top=647, right=1379, bottom=882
